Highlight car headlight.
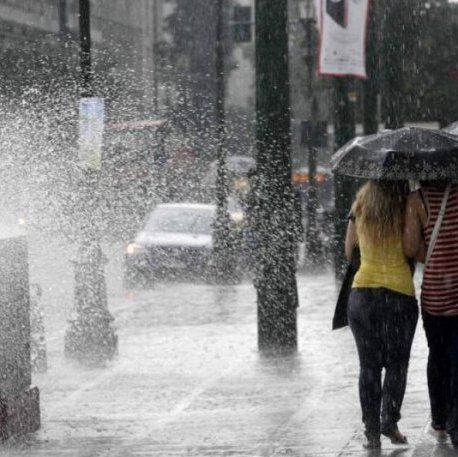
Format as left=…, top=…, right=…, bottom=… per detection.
left=230, top=211, right=245, bottom=225
left=125, top=243, right=144, bottom=256
left=234, top=177, right=249, bottom=191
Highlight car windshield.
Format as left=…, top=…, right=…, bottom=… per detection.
left=145, top=207, right=214, bottom=234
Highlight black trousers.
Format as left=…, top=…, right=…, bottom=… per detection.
left=422, top=311, right=458, bottom=433
left=348, top=288, right=418, bottom=438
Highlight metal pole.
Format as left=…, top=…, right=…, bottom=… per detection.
left=381, top=0, right=404, bottom=129
left=58, top=0, right=69, bottom=38
left=64, top=0, right=117, bottom=365
left=255, top=0, right=298, bottom=353
left=333, top=77, right=356, bottom=280
left=58, top=0, right=70, bottom=78
left=153, top=0, right=159, bottom=115
left=303, top=1, right=321, bottom=269
left=362, top=0, right=379, bottom=135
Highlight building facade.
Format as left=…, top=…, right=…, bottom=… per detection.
left=0, top=0, right=167, bottom=121
left=0, top=1, right=330, bottom=155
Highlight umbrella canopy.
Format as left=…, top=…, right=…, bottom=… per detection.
left=331, top=127, right=458, bottom=180
left=443, top=121, right=458, bottom=136
left=225, top=155, right=256, bottom=175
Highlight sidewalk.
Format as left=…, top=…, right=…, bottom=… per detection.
left=1, top=267, right=454, bottom=456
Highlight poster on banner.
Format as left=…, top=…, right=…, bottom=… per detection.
left=79, top=97, right=105, bottom=170
left=318, top=0, right=369, bottom=78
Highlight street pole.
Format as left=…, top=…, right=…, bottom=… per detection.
left=363, top=0, right=379, bottom=135
left=334, top=1, right=381, bottom=278
left=64, top=0, right=117, bottom=365
left=212, top=0, right=233, bottom=283
left=381, top=0, right=404, bottom=129
left=153, top=0, right=159, bottom=115
left=333, top=76, right=356, bottom=280
left=58, top=0, right=69, bottom=38
left=57, top=0, right=70, bottom=89
left=79, top=0, right=91, bottom=96
left=255, top=0, right=298, bottom=353
left=302, top=0, right=321, bottom=269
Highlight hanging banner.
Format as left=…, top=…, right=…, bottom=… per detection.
left=79, top=97, right=105, bottom=170
left=318, top=0, right=369, bottom=78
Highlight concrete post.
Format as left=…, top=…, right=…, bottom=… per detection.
left=212, top=0, right=232, bottom=283
left=255, top=0, right=298, bottom=353
left=0, top=234, right=40, bottom=440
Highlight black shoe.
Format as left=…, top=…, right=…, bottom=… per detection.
left=449, top=431, right=458, bottom=447
left=381, top=427, right=408, bottom=444
left=363, top=436, right=381, bottom=450
left=429, top=423, right=447, bottom=442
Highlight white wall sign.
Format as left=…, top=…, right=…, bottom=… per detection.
left=79, top=97, right=105, bottom=170
left=318, top=0, right=369, bottom=78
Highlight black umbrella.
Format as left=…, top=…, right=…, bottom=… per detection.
left=443, top=121, right=458, bottom=136
left=226, top=155, right=256, bottom=175
left=331, top=127, right=458, bottom=180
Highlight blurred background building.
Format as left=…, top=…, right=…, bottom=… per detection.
left=0, top=0, right=170, bottom=121
left=0, top=0, right=333, bottom=160
left=0, top=0, right=457, bottom=245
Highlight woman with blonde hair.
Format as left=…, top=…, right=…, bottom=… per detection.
left=345, top=179, right=418, bottom=449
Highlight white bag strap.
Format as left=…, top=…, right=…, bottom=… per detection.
left=425, top=183, right=452, bottom=265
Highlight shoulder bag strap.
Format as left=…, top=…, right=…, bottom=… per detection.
left=425, top=183, right=452, bottom=265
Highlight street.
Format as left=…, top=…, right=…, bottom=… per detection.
left=0, top=238, right=448, bottom=456
left=0, top=1, right=456, bottom=456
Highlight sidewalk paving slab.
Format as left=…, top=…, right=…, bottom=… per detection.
left=0, top=271, right=447, bottom=456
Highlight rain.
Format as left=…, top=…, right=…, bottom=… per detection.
left=0, top=0, right=457, bottom=456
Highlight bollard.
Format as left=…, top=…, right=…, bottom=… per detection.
left=65, top=244, right=117, bottom=365
left=0, top=233, right=40, bottom=440
left=30, top=283, right=47, bottom=373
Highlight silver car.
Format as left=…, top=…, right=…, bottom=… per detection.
left=123, top=202, right=242, bottom=287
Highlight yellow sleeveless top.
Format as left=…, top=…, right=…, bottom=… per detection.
left=352, top=230, right=415, bottom=297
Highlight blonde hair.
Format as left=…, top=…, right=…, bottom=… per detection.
left=352, top=180, right=408, bottom=242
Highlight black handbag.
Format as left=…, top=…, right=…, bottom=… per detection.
left=332, top=246, right=360, bottom=330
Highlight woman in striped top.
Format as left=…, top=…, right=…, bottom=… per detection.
left=404, top=181, right=458, bottom=445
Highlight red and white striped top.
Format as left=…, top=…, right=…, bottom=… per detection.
left=422, top=184, right=458, bottom=315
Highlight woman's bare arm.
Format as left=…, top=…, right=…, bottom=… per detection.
left=403, top=191, right=426, bottom=262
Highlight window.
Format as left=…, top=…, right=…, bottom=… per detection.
left=233, top=6, right=251, bottom=22
left=233, top=6, right=252, bottom=43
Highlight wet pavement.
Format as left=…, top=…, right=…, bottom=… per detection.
left=1, top=241, right=456, bottom=456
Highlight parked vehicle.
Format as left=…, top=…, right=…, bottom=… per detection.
left=200, top=155, right=256, bottom=202
left=292, top=165, right=334, bottom=213
left=123, top=202, right=242, bottom=287
left=292, top=165, right=335, bottom=263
